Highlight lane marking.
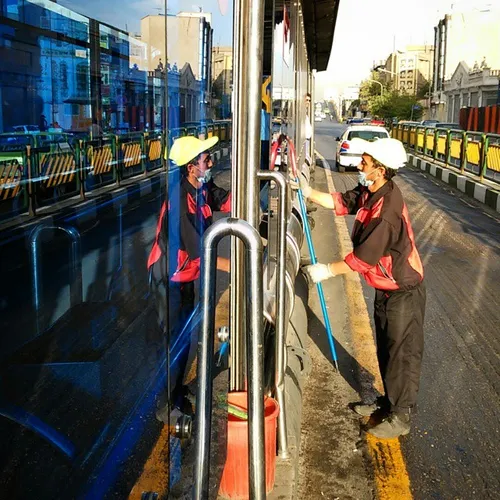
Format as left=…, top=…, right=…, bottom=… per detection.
left=316, top=151, right=413, bottom=500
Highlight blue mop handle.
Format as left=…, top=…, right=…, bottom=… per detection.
left=296, top=180, right=340, bottom=371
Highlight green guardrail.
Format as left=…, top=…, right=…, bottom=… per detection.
left=0, top=121, right=232, bottom=219
left=392, top=124, right=500, bottom=184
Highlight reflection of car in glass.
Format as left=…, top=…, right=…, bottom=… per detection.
left=314, top=115, right=322, bottom=122
left=335, top=125, right=390, bottom=172
left=12, top=125, right=40, bottom=134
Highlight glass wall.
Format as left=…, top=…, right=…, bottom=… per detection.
left=271, top=0, right=310, bottom=160
left=0, top=0, right=233, bottom=496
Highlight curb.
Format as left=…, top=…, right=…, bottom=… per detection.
left=407, top=153, right=500, bottom=213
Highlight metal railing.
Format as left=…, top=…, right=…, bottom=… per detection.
left=393, top=123, right=500, bottom=184
left=194, top=217, right=265, bottom=500
left=0, top=121, right=231, bottom=219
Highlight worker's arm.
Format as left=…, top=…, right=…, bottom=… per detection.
left=308, top=188, right=335, bottom=209
left=303, top=260, right=353, bottom=284
left=295, top=174, right=362, bottom=214
left=217, top=256, right=231, bottom=273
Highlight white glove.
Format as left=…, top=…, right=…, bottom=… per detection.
left=290, top=174, right=312, bottom=198
left=303, top=263, right=335, bottom=283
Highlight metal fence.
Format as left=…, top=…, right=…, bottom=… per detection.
left=0, top=121, right=232, bottom=219
left=393, top=124, right=500, bottom=185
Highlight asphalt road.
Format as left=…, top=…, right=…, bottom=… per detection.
left=314, top=120, right=500, bottom=499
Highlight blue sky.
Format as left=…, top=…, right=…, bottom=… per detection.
left=58, top=0, right=233, bottom=44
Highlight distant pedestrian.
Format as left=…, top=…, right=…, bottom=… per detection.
left=299, top=138, right=426, bottom=439
left=39, top=114, right=48, bottom=132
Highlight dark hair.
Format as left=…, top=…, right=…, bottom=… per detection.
left=372, top=158, right=397, bottom=180
left=306, top=93, right=311, bottom=99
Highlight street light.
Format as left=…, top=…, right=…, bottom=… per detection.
left=366, top=79, right=384, bottom=95
left=374, top=66, right=397, bottom=76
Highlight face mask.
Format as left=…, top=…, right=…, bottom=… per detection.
left=195, top=168, right=212, bottom=184
left=358, top=171, right=374, bottom=187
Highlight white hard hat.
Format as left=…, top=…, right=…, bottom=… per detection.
left=351, top=138, right=407, bottom=170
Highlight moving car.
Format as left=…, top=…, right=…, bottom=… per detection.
left=335, top=125, right=390, bottom=172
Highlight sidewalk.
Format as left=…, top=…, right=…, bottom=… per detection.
left=297, top=153, right=413, bottom=500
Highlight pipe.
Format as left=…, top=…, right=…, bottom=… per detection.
left=194, top=217, right=265, bottom=500
left=230, top=0, right=265, bottom=392
left=257, top=170, right=289, bottom=458
left=31, top=225, right=83, bottom=336
left=287, top=139, right=339, bottom=371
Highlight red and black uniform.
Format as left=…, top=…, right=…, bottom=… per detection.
left=148, top=175, right=231, bottom=332
left=333, top=180, right=426, bottom=414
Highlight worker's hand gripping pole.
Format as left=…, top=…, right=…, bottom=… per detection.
left=287, top=139, right=339, bottom=372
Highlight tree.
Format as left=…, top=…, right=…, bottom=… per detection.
left=369, top=90, right=423, bottom=121
left=416, top=81, right=430, bottom=101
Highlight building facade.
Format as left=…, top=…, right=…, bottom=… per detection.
left=378, top=45, right=434, bottom=97
left=211, top=46, right=232, bottom=118
left=431, top=5, right=500, bottom=120
left=444, top=61, right=500, bottom=122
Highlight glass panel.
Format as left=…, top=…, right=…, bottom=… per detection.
left=1, top=0, right=234, bottom=495
left=158, top=0, right=234, bottom=491
left=0, top=0, right=178, bottom=497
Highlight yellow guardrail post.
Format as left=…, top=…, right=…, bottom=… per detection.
left=113, top=135, right=120, bottom=186
left=77, top=139, right=85, bottom=200
left=26, top=144, right=36, bottom=216
left=445, top=130, right=452, bottom=166
left=479, top=134, right=488, bottom=182
left=433, top=129, right=438, bottom=161
left=141, top=132, right=147, bottom=176
left=460, top=131, right=467, bottom=174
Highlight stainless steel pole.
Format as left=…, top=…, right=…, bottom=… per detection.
left=257, top=171, right=289, bottom=457
left=230, top=0, right=266, bottom=390
left=194, top=217, right=265, bottom=500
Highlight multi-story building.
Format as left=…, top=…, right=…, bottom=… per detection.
left=211, top=46, right=232, bottom=118
left=431, top=4, right=500, bottom=120
left=377, top=45, right=434, bottom=97
left=137, top=13, right=212, bottom=86
left=133, top=13, right=213, bottom=121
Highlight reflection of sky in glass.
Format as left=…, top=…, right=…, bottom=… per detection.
left=58, top=0, right=232, bottom=45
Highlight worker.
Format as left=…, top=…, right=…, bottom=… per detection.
left=299, top=138, right=426, bottom=439
left=148, top=135, right=231, bottom=416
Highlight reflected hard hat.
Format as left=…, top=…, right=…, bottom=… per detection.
left=350, top=138, right=407, bottom=170
left=169, top=136, right=219, bottom=166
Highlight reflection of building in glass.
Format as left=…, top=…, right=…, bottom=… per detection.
left=212, top=46, right=232, bottom=119
left=135, top=13, right=213, bottom=123
left=0, top=0, right=213, bottom=134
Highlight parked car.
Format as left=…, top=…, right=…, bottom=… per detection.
left=428, top=122, right=464, bottom=131
left=335, top=125, right=390, bottom=172
left=421, top=119, right=440, bottom=127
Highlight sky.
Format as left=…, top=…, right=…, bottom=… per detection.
left=316, top=0, right=497, bottom=95
left=57, top=0, right=494, bottom=95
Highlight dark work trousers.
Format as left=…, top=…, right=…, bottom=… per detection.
left=374, top=281, right=426, bottom=415
left=150, top=268, right=196, bottom=402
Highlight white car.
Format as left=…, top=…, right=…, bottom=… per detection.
left=335, top=125, right=390, bottom=171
